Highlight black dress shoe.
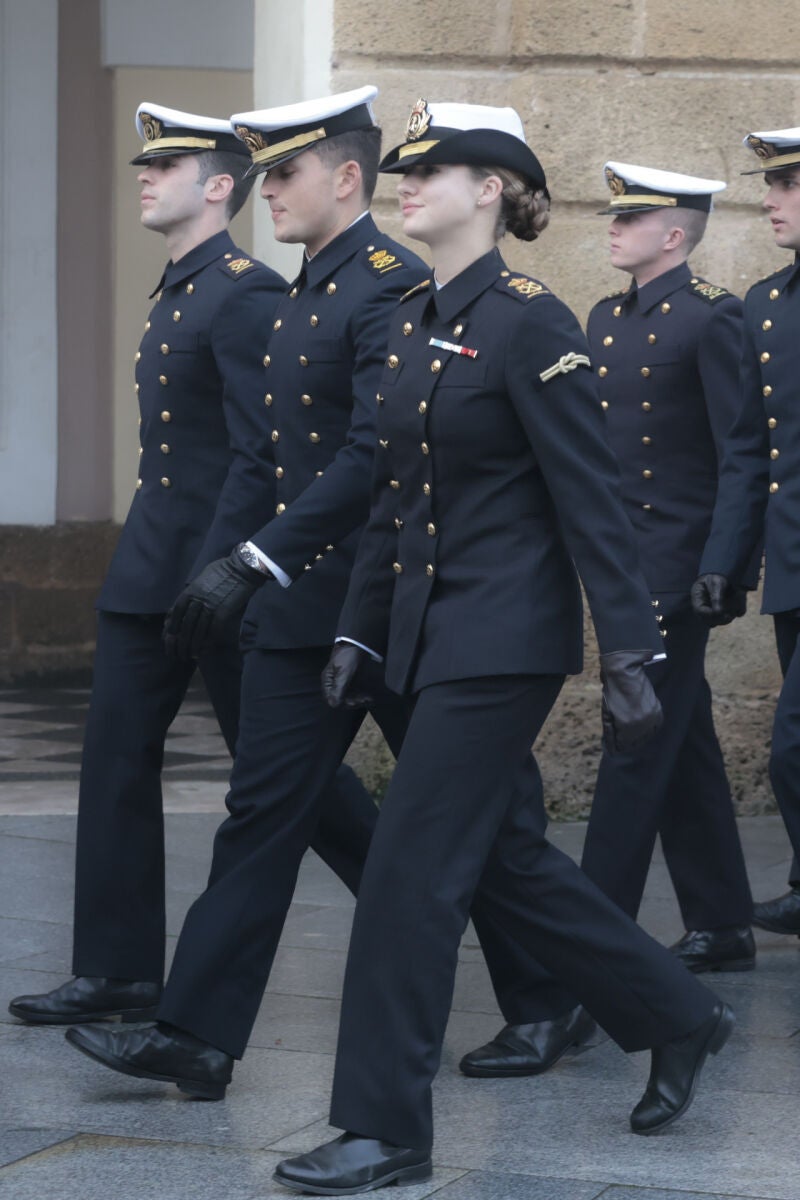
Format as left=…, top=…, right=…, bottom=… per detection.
left=670, top=926, right=755, bottom=973
left=8, top=976, right=162, bottom=1025
left=274, top=1133, right=432, bottom=1196
left=752, top=887, right=800, bottom=935
left=65, top=1022, right=232, bottom=1100
left=630, top=1001, right=734, bottom=1135
left=459, top=1005, right=597, bottom=1077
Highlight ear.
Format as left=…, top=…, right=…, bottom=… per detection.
left=334, top=158, right=363, bottom=201
left=205, top=172, right=235, bottom=207
left=478, top=173, right=504, bottom=207
left=663, top=223, right=686, bottom=251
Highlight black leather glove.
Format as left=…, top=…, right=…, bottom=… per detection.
left=690, top=573, right=747, bottom=627
left=163, top=549, right=267, bottom=661
left=599, top=650, right=663, bottom=756
left=321, top=642, right=374, bottom=708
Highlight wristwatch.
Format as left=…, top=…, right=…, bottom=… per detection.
left=236, top=542, right=270, bottom=575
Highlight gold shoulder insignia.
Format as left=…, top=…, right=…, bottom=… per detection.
left=755, top=264, right=790, bottom=285
left=400, top=279, right=431, bottom=303
left=506, top=275, right=548, bottom=299
left=368, top=248, right=404, bottom=275
left=539, top=352, right=592, bottom=383
left=605, top=287, right=629, bottom=300
left=225, top=256, right=256, bottom=276
left=690, top=278, right=730, bottom=304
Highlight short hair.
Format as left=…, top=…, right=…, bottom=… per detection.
left=311, top=126, right=383, bottom=203
left=666, top=206, right=709, bottom=254
left=194, top=149, right=255, bottom=219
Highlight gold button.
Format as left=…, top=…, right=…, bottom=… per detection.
left=160, top=477, right=171, bottom=487
left=310, top=315, right=319, bottom=327
left=276, top=503, right=286, bottom=514
left=327, top=282, right=337, bottom=295
left=138, top=416, right=141, bottom=426
left=309, top=432, right=320, bottom=443
left=761, top=352, right=770, bottom=363
left=301, top=394, right=313, bottom=406
left=419, top=401, right=427, bottom=414
left=603, top=335, right=613, bottom=347
left=403, top=322, right=413, bottom=336
left=691, top=278, right=698, bottom=284
left=160, top=343, right=169, bottom=355
left=271, top=430, right=279, bottom=442
left=290, top=286, right=298, bottom=298
left=642, top=436, right=652, bottom=445
left=641, top=367, right=651, bottom=377
left=652, top=600, right=660, bottom=607
left=421, top=442, right=430, bottom=455
left=427, top=523, right=436, bottom=536
left=768, top=417, right=777, bottom=429
left=274, top=319, right=282, bottom=331
left=770, top=481, right=780, bottom=493
left=264, top=354, right=271, bottom=367
left=161, top=411, right=171, bottom=422
left=453, top=323, right=464, bottom=337
left=299, top=355, right=309, bottom=366
left=393, top=562, right=403, bottom=574
left=225, top=253, right=232, bottom=259
left=173, top=311, right=181, bottom=322
left=642, top=503, right=652, bottom=511
left=648, top=333, right=657, bottom=344
left=379, top=439, right=390, bottom=449
left=598, top=366, right=608, bottom=377
left=376, top=393, right=384, bottom=406
left=771, top=448, right=780, bottom=459
left=276, top=466, right=284, bottom=478
left=642, top=401, right=652, bottom=411
left=394, top=517, right=404, bottom=529
left=136, top=479, right=142, bottom=489
left=613, top=305, right=622, bottom=316
left=144, top=321, right=151, bottom=332
left=160, top=443, right=170, bottom=454
left=661, top=302, right=671, bottom=314
left=423, top=483, right=431, bottom=496
left=186, top=283, right=194, bottom=294
left=426, top=564, right=435, bottom=576
left=367, top=245, right=375, bottom=252
left=642, top=469, right=653, bottom=479
left=138, top=447, right=143, bottom=456
left=159, top=375, right=168, bottom=385
left=388, top=354, right=399, bottom=368
left=763, top=319, right=773, bottom=331
left=656, top=614, right=664, bottom=622
left=265, top=393, right=273, bottom=406
left=501, top=270, right=510, bottom=277
left=134, top=383, right=139, bottom=394
left=770, top=288, right=780, bottom=299
left=390, top=479, right=400, bottom=490
left=431, top=359, right=442, bottom=373
left=763, top=385, right=773, bottom=397
left=601, top=400, right=609, bottom=410
left=660, top=629, right=668, bottom=638
left=134, top=351, right=141, bottom=362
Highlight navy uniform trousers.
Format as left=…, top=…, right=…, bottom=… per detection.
left=769, top=613, right=800, bottom=868
left=328, top=674, right=718, bottom=1152
left=72, top=612, right=377, bottom=983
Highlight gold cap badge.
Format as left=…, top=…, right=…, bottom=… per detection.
left=406, top=99, right=432, bottom=142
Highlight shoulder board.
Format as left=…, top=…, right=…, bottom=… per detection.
left=364, top=247, right=407, bottom=277
left=750, top=263, right=792, bottom=292
left=400, top=279, right=431, bottom=303
left=220, top=255, right=258, bottom=279
left=497, top=274, right=551, bottom=302
left=603, top=286, right=629, bottom=300
left=689, top=278, right=730, bottom=305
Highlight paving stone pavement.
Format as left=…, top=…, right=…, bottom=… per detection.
left=1, top=684, right=799, bottom=1199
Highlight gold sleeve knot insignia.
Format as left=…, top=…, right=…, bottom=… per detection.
left=400, top=279, right=431, bottom=302
left=226, top=256, right=255, bottom=276
left=539, top=352, right=592, bottom=383
left=369, top=249, right=404, bottom=275
left=690, top=279, right=729, bottom=304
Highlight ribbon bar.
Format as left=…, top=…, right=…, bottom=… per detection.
left=428, top=337, right=478, bottom=359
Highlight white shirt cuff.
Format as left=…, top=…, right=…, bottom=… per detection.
left=244, top=541, right=291, bottom=588
left=335, top=635, right=383, bottom=663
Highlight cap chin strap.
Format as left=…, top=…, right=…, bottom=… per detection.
left=397, top=140, right=440, bottom=159
left=608, top=194, right=677, bottom=208
left=141, top=136, right=217, bottom=153
left=249, top=127, right=327, bottom=166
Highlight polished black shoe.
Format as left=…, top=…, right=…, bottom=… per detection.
left=65, top=1022, right=232, bottom=1100
left=274, top=1133, right=432, bottom=1196
left=8, top=976, right=162, bottom=1025
left=752, top=887, right=800, bottom=936
left=670, top=926, right=755, bottom=973
left=459, top=1005, right=597, bottom=1078
left=630, top=1001, right=734, bottom=1135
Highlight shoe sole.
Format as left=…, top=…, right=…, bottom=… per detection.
left=751, top=916, right=800, bottom=937
left=64, top=1028, right=227, bottom=1100
left=460, top=1023, right=598, bottom=1078
left=8, top=1005, right=159, bottom=1026
left=631, top=1003, right=735, bottom=1136
left=682, top=958, right=755, bottom=974
left=273, top=1161, right=432, bottom=1195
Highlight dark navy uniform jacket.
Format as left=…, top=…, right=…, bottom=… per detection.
left=337, top=247, right=663, bottom=695
left=244, top=214, right=428, bottom=649
left=588, top=261, right=750, bottom=615
left=700, top=256, right=800, bottom=614
left=98, top=229, right=285, bottom=614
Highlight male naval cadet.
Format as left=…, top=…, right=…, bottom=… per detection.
left=695, top=125, right=800, bottom=938
left=8, top=102, right=376, bottom=1029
